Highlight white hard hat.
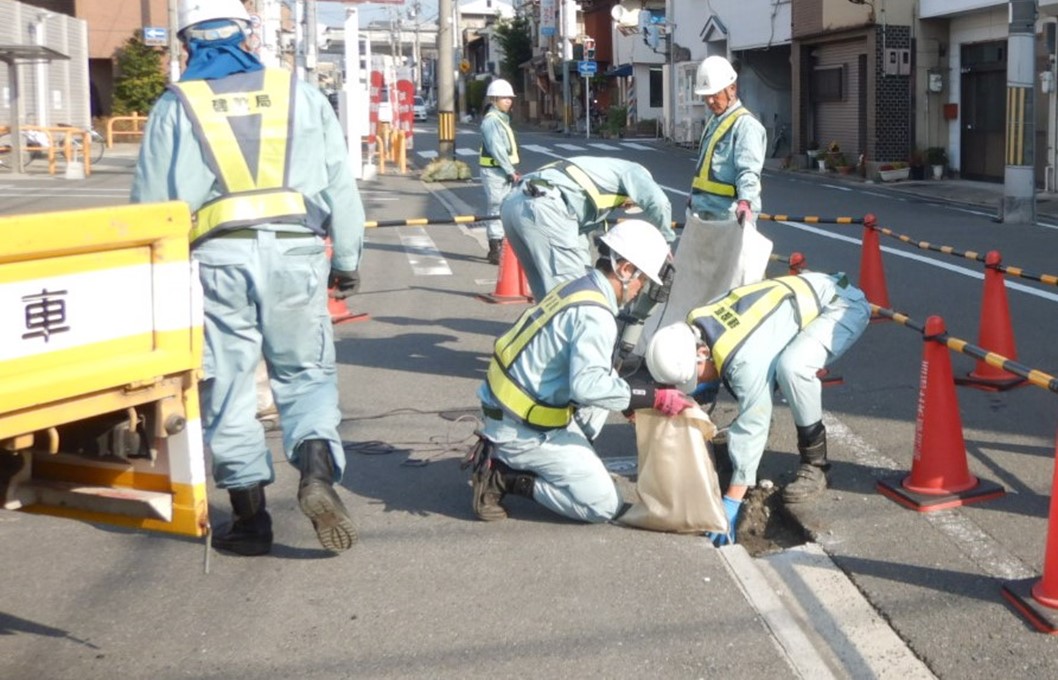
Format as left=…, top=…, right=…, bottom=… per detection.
left=646, top=323, right=700, bottom=385
left=486, top=79, right=516, bottom=98
left=598, top=219, right=670, bottom=285
left=178, top=0, right=251, bottom=37
left=694, top=56, right=738, bottom=96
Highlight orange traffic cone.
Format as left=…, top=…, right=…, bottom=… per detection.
left=955, top=251, right=1025, bottom=391
left=877, top=315, right=1004, bottom=511
left=858, top=214, right=890, bottom=322
left=478, top=239, right=532, bottom=304
left=1002, top=431, right=1058, bottom=634
left=788, top=251, right=807, bottom=275
left=324, top=239, right=369, bottom=325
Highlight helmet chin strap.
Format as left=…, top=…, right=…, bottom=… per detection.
left=611, top=255, right=639, bottom=305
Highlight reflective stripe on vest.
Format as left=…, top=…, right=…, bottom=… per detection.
left=691, top=107, right=749, bottom=198
left=687, top=275, right=822, bottom=374
left=479, top=110, right=520, bottom=167
left=486, top=277, right=611, bottom=430
left=169, top=69, right=307, bottom=243
left=540, top=160, right=628, bottom=211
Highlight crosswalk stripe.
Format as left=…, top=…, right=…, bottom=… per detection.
left=398, top=227, right=452, bottom=276
left=521, top=144, right=551, bottom=153
left=455, top=148, right=477, bottom=157
left=621, top=142, right=655, bottom=150
left=556, top=143, right=586, bottom=151
left=588, top=143, right=621, bottom=150
left=418, top=150, right=438, bottom=159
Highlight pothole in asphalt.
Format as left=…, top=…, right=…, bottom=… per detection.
left=736, top=483, right=809, bottom=557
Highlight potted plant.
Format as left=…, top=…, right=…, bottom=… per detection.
left=926, top=147, right=948, bottom=179
left=908, top=147, right=925, bottom=180
left=878, top=162, right=910, bottom=182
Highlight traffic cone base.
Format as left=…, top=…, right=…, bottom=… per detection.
left=478, top=239, right=531, bottom=304
left=817, top=368, right=844, bottom=387
left=954, top=372, right=1027, bottom=392
left=328, top=294, right=370, bottom=325
left=877, top=475, right=1005, bottom=512
left=1002, top=578, right=1058, bottom=635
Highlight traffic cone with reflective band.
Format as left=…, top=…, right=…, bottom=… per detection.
left=324, top=239, right=369, bottom=324
left=478, top=239, right=532, bottom=304
left=877, top=315, right=1005, bottom=511
left=1002, top=431, right=1058, bottom=634
left=857, top=214, right=890, bottom=322
left=955, top=250, right=1025, bottom=391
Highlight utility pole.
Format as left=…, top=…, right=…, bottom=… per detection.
left=1001, top=0, right=1038, bottom=223
left=412, top=0, right=422, bottom=95
left=561, top=0, right=574, bottom=135
left=454, top=0, right=465, bottom=121
left=305, top=0, right=318, bottom=85
left=168, top=0, right=180, bottom=82
left=438, top=0, right=455, bottom=158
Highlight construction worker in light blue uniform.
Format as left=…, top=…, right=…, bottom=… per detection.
left=500, top=155, right=674, bottom=301
left=131, top=0, right=364, bottom=557
left=478, top=78, right=520, bottom=264
left=646, top=272, right=869, bottom=545
left=469, top=220, right=691, bottom=523
left=688, top=56, right=767, bottom=223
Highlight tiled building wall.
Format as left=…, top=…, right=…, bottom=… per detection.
left=874, top=25, right=912, bottom=162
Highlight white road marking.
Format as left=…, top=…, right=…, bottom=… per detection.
left=454, top=148, right=477, bottom=157
left=418, top=150, right=438, bottom=159
left=556, top=143, right=586, bottom=151
left=398, top=227, right=451, bottom=276
left=621, top=142, right=655, bottom=150
left=588, top=143, right=621, bottom=150
left=521, top=144, right=552, bottom=154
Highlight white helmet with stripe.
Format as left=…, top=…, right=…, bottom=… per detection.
left=598, top=219, right=670, bottom=285
left=178, top=0, right=252, bottom=38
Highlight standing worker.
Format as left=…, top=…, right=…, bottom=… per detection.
left=479, top=79, right=520, bottom=264
left=645, top=273, right=869, bottom=545
left=131, top=0, right=364, bottom=557
left=468, top=220, right=691, bottom=523
left=688, top=55, right=767, bottom=223
left=501, top=156, right=674, bottom=301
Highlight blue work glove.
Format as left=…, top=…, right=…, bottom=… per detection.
left=691, top=380, right=721, bottom=407
left=705, top=495, right=743, bottom=546
left=329, top=269, right=360, bottom=299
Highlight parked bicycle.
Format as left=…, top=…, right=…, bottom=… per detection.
left=54, top=124, right=105, bottom=165
left=0, top=128, right=51, bottom=168
left=769, top=114, right=788, bottom=159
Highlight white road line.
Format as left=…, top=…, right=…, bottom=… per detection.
left=778, top=220, right=1058, bottom=303
left=398, top=227, right=452, bottom=276
left=521, top=144, right=552, bottom=154
left=556, top=143, right=586, bottom=151
left=621, top=142, right=655, bottom=150
left=821, top=183, right=852, bottom=192
left=588, top=143, right=621, bottom=150
left=418, top=150, right=438, bottom=159
left=454, top=148, right=477, bottom=157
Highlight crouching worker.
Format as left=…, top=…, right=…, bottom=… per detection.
left=467, top=220, right=693, bottom=523
left=646, top=272, right=870, bottom=545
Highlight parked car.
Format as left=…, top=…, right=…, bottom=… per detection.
left=413, top=95, right=428, bottom=121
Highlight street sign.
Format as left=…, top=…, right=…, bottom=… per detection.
left=577, top=60, right=597, bottom=76
left=143, top=26, right=167, bottom=47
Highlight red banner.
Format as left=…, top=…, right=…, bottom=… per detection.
left=396, top=78, right=414, bottom=143
left=368, top=70, right=383, bottom=145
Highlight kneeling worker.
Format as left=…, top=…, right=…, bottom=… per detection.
left=470, top=220, right=692, bottom=523
left=646, top=272, right=870, bottom=545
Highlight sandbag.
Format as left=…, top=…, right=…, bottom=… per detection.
left=619, top=406, right=727, bottom=534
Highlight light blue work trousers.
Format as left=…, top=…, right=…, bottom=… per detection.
left=481, top=406, right=619, bottom=523
left=501, top=185, right=593, bottom=300
left=193, top=230, right=345, bottom=490
left=481, top=167, right=513, bottom=240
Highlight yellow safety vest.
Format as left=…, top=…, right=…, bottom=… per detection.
left=479, top=110, right=520, bottom=168
left=486, top=277, right=611, bottom=430
left=691, top=106, right=750, bottom=198
left=170, top=69, right=308, bottom=244
left=539, top=160, right=629, bottom=212
left=687, top=275, right=822, bottom=374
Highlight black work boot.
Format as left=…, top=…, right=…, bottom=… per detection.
left=487, top=238, right=503, bottom=265
left=296, top=440, right=357, bottom=553
left=465, top=438, right=536, bottom=521
left=782, top=422, right=830, bottom=504
left=213, top=483, right=273, bottom=556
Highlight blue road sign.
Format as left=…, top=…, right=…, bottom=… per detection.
left=577, top=60, right=597, bottom=76
left=143, top=26, right=168, bottom=46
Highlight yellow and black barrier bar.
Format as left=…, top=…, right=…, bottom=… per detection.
left=995, top=261, right=1058, bottom=287
left=365, top=215, right=494, bottom=229
left=759, top=213, right=863, bottom=224
left=870, top=304, right=1058, bottom=393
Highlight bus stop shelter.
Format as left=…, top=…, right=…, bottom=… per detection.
left=0, top=44, right=69, bottom=175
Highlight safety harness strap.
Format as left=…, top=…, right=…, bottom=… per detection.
left=479, top=110, right=520, bottom=167
left=688, top=275, right=822, bottom=374
left=691, top=107, right=749, bottom=197
left=487, top=278, right=610, bottom=429
left=540, top=160, right=628, bottom=211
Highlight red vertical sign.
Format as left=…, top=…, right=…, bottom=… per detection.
left=397, top=78, right=414, bottom=144
left=369, top=70, right=383, bottom=145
